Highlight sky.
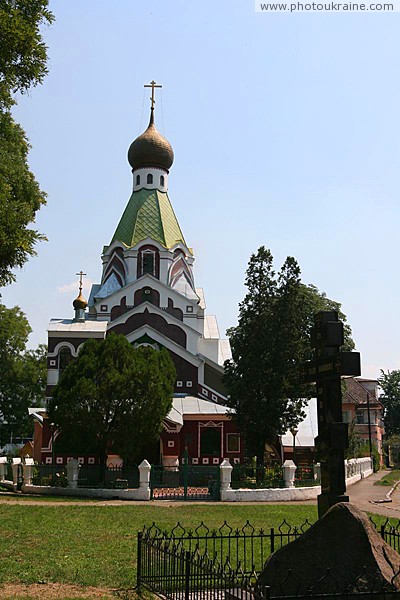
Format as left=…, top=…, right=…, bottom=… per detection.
left=2, top=0, right=400, bottom=380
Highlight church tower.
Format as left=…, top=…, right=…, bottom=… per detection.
left=43, top=82, right=242, bottom=468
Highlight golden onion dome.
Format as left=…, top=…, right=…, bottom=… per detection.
left=128, top=108, right=174, bottom=172
left=73, top=292, right=87, bottom=310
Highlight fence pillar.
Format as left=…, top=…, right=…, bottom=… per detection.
left=220, top=459, right=233, bottom=491
left=66, top=458, right=80, bottom=488
left=139, top=459, right=151, bottom=490
left=0, top=457, right=7, bottom=481
left=12, top=458, right=22, bottom=490
left=313, top=462, right=321, bottom=482
left=283, top=459, right=296, bottom=488
left=22, top=458, right=35, bottom=485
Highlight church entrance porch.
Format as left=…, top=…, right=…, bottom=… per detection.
left=150, top=451, right=220, bottom=501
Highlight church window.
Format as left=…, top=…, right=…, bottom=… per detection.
left=200, top=427, right=221, bottom=456
left=160, top=175, right=165, bottom=186
left=147, top=173, right=153, bottom=184
left=186, top=381, right=192, bottom=387
left=136, top=175, right=140, bottom=185
left=58, top=347, right=73, bottom=373
left=186, top=306, right=193, bottom=313
left=177, top=381, right=183, bottom=387
left=226, top=433, right=240, bottom=453
left=142, top=251, right=155, bottom=275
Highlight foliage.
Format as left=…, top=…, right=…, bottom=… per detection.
left=48, top=333, right=176, bottom=465
left=0, top=0, right=54, bottom=108
left=231, top=462, right=284, bottom=489
left=378, top=370, right=400, bottom=438
left=0, top=503, right=317, bottom=588
left=385, top=433, right=400, bottom=467
left=224, top=247, right=354, bottom=465
left=0, top=0, right=54, bottom=286
left=0, top=303, right=46, bottom=445
left=33, top=470, right=68, bottom=488
left=374, top=469, right=400, bottom=487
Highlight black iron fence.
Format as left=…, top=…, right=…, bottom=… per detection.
left=231, top=463, right=285, bottom=489
left=32, top=463, right=139, bottom=489
left=294, top=465, right=320, bottom=488
left=150, top=464, right=220, bottom=500
left=137, top=519, right=400, bottom=600
left=141, top=519, right=313, bottom=575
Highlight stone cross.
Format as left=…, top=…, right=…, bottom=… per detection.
left=300, top=310, right=361, bottom=518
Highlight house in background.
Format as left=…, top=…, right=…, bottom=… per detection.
left=342, top=377, right=385, bottom=459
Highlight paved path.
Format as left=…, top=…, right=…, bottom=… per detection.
left=346, top=470, right=400, bottom=518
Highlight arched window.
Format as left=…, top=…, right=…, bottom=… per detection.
left=200, top=428, right=221, bottom=456
left=58, top=347, right=73, bottom=374
left=142, top=250, right=155, bottom=275
left=160, top=175, right=165, bottom=187
left=136, top=174, right=140, bottom=185
left=147, top=173, right=153, bottom=185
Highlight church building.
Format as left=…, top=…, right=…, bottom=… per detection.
left=32, top=83, right=244, bottom=468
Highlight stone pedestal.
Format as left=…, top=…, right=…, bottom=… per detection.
left=139, top=460, right=151, bottom=490
left=220, top=459, right=233, bottom=491
left=283, top=459, right=296, bottom=488
left=66, top=459, right=80, bottom=488
left=22, top=458, right=35, bottom=485
left=12, top=458, right=22, bottom=491
left=0, top=457, right=7, bottom=481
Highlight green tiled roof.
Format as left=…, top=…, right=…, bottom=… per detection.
left=111, top=188, right=187, bottom=250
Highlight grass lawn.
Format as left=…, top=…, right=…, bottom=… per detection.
left=0, top=502, right=318, bottom=591
left=0, top=500, right=394, bottom=599
left=374, top=470, right=400, bottom=486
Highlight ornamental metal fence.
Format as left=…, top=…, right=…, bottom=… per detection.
left=150, top=464, right=220, bottom=501
left=137, top=519, right=400, bottom=600
left=231, top=464, right=285, bottom=490
left=32, top=463, right=139, bottom=489
left=294, top=465, right=320, bottom=488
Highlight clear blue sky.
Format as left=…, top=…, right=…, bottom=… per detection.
left=2, top=0, right=400, bottom=380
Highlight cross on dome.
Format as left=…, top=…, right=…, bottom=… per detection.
left=144, top=80, right=162, bottom=110
left=76, top=270, right=87, bottom=295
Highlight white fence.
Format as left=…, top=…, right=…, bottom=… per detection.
left=0, top=455, right=373, bottom=502
left=220, top=456, right=373, bottom=502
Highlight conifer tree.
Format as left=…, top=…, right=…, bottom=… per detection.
left=224, top=247, right=354, bottom=466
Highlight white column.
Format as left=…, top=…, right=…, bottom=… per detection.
left=313, top=463, right=321, bottom=482
left=283, top=460, right=296, bottom=488
left=139, top=460, right=151, bottom=490
left=23, top=458, right=35, bottom=485
left=12, top=458, right=22, bottom=490
left=220, top=459, right=233, bottom=491
left=0, top=457, right=7, bottom=481
left=66, top=459, right=80, bottom=489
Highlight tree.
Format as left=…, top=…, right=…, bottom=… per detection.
left=0, top=303, right=47, bottom=445
left=0, top=0, right=54, bottom=286
left=48, top=333, right=176, bottom=466
left=378, top=369, right=400, bottom=438
left=224, top=247, right=354, bottom=466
